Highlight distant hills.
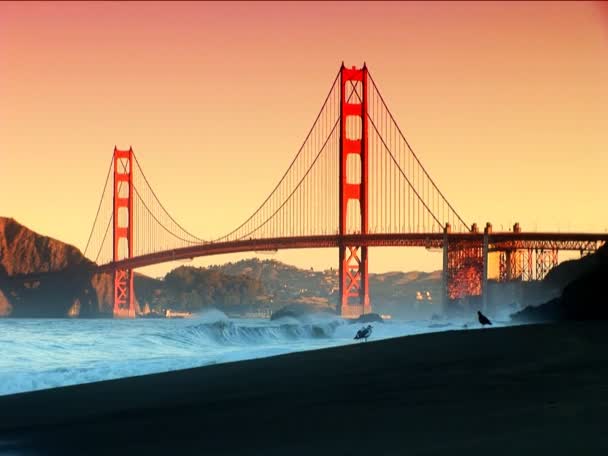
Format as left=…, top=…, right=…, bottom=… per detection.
left=126, top=258, right=444, bottom=318
left=204, top=258, right=443, bottom=318
left=0, top=217, right=443, bottom=318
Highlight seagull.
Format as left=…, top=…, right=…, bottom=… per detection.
left=354, top=325, right=373, bottom=342
left=477, top=311, right=492, bottom=326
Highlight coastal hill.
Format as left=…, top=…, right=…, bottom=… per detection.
left=0, top=217, right=113, bottom=317
left=205, top=258, right=443, bottom=317
left=513, top=242, right=608, bottom=322
left=0, top=217, right=92, bottom=276
left=119, top=260, right=443, bottom=318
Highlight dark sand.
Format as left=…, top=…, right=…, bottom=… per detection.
left=2, top=322, right=608, bottom=455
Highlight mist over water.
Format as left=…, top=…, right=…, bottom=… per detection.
left=0, top=309, right=512, bottom=396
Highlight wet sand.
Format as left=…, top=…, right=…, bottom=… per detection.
left=2, top=322, right=608, bottom=455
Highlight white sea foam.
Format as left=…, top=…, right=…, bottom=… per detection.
left=0, top=310, right=505, bottom=396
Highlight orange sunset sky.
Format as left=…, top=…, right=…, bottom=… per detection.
left=1, top=1, right=607, bottom=278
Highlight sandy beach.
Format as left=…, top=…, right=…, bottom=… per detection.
left=2, top=322, right=608, bottom=455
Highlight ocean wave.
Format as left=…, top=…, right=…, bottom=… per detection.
left=0, top=312, right=501, bottom=396
left=151, top=311, right=347, bottom=348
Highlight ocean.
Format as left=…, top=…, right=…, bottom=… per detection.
left=0, top=310, right=503, bottom=397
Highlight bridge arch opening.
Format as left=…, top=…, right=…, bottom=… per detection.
left=345, top=115, right=362, bottom=141
left=346, top=154, right=361, bottom=185
left=117, top=206, right=129, bottom=229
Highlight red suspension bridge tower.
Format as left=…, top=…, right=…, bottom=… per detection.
left=339, top=64, right=371, bottom=318
left=112, top=146, right=135, bottom=318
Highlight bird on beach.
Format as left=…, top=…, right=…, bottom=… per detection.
left=477, top=311, right=492, bottom=326
left=354, top=325, right=373, bottom=342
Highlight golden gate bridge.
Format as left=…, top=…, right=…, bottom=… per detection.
left=82, top=64, right=608, bottom=318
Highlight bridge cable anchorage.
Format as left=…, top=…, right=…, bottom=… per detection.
left=83, top=155, right=114, bottom=258
left=215, top=69, right=342, bottom=242
left=367, top=70, right=469, bottom=231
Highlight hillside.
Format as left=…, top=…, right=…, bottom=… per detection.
left=370, top=270, right=442, bottom=317
left=0, top=217, right=112, bottom=317
left=544, top=244, right=608, bottom=291
left=0, top=217, right=93, bottom=276
left=152, top=266, right=266, bottom=314
left=512, top=242, right=608, bottom=322
left=206, top=258, right=443, bottom=318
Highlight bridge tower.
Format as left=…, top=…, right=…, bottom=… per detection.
left=338, top=64, right=371, bottom=318
left=112, top=146, right=135, bottom=318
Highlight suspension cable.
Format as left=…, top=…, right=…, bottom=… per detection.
left=235, top=119, right=340, bottom=241
left=216, top=69, right=341, bottom=241
left=367, top=70, right=468, bottom=230
left=132, top=153, right=206, bottom=243
left=132, top=185, right=202, bottom=245
left=83, top=155, right=113, bottom=256
left=367, top=113, right=443, bottom=229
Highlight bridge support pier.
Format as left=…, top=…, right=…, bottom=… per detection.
left=482, top=223, right=490, bottom=313
left=441, top=224, right=450, bottom=314
left=112, top=146, right=136, bottom=318
left=444, top=224, right=484, bottom=314
left=536, top=248, right=559, bottom=280
left=338, top=64, right=370, bottom=318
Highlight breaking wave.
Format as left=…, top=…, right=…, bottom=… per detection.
left=154, top=311, right=346, bottom=348
left=0, top=309, right=503, bottom=396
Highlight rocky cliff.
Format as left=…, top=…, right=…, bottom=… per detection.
left=0, top=217, right=115, bottom=317
left=0, top=217, right=93, bottom=276
left=512, top=242, right=608, bottom=322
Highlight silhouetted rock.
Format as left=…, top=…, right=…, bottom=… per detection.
left=512, top=244, right=608, bottom=322
left=354, top=312, right=384, bottom=324
left=558, top=263, right=608, bottom=320
left=270, top=303, right=335, bottom=321
left=511, top=298, right=563, bottom=323
left=544, top=244, right=607, bottom=291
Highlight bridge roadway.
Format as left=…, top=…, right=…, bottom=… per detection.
left=97, top=232, right=608, bottom=272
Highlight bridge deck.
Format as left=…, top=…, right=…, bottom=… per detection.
left=97, top=232, right=608, bottom=272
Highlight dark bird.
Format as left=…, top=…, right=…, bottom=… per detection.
left=354, top=325, right=373, bottom=342
left=477, top=311, right=492, bottom=326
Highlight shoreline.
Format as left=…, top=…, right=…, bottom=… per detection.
left=2, top=322, right=608, bottom=454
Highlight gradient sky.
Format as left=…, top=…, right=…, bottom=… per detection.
left=2, top=1, right=607, bottom=277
